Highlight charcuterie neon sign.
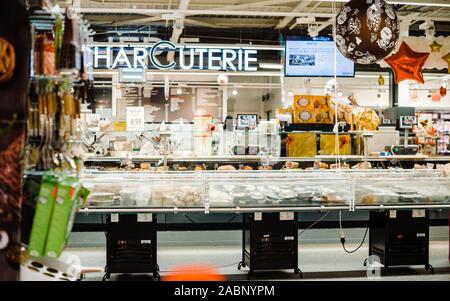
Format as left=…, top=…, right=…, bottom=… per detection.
left=93, top=41, right=258, bottom=71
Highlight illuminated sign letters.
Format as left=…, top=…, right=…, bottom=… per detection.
left=92, top=41, right=259, bottom=71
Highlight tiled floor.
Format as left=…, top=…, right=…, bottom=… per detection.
left=60, top=241, right=450, bottom=281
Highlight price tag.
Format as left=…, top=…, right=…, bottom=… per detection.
left=280, top=212, right=294, bottom=221
left=126, top=106, right=145, bottom=132
left=412, top=209, right=425, bottom=218
left=113, top=121, right=127, bottom=132
left=138, top=213, right=153, bottom=222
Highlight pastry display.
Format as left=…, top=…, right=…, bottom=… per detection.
left=313, top=161, right=329, bottom=169
left=242, top=165, right=253, bottom=171
left=140, top=163, right=151, bottom=170
left=194, top=164, right=205, bottom=171
left=218, top=165, right=236, bottom=171
left=352, top=162, right=372, bottom=169
left=284, top=161, right=300, bottom=169
left=330, top=163, right=350, bottom=169
left=331, top=97, right=380, bottom=131
left=258, top=165, right=273, bottom=171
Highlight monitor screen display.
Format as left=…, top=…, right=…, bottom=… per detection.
left=399, top=116, right=417, bottom=129
left=284, top=36, right=355, bottom=77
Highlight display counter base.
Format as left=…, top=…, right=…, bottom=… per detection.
left=367, top=210, right=432, bottom=274
left=104, top=213, right=159, bottom=281
left=240, top=212, right=302, bottom=279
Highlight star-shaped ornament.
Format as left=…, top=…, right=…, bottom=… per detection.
left=442, top=52, right=450, bottom=73
left=429, top=41, right=443, bottom=53
left=384, top=42, right=430, bottom=84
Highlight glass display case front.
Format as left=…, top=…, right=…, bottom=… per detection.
left=79, top=169, right=450, bottom=212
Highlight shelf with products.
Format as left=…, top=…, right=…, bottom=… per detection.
left=416, top=111, right=450, bottom=155
left=22, top=5, right=97, bottom=262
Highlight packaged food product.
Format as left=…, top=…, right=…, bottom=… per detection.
left=28, top=174, right=58, bottom=257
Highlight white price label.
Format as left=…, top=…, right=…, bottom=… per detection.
left=138, top=213, right=153, bottom=222
left=412, top=209, right=425, bottom=218
left=126, top=106, right=145, bottom=131
left=389, top=210, right=397, bottom=219
left=111, top=214, right=119, bottom=223
left=280, top=212, right=294, bottom=221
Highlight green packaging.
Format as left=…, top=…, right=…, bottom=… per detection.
left=44, top=176, right=82, bottom=258
left=28, top=174, right=58, bottom=257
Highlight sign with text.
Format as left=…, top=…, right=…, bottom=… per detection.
left=126, top=106, right=145, bottom=131
left=92, top=41, right=259, bottom=71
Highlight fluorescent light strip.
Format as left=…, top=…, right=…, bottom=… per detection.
left=93, top=70, right=283, bottom=77
left=88, top=43, right=283, bottom=51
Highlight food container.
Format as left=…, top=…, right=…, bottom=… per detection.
left=89, top=192, right=115, bottom=207
left=120, top=190, right=136, bottom=206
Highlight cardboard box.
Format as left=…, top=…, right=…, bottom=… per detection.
left=44, top=177, right=81, bottom=258
left=28, top=174, right=58, bottom=257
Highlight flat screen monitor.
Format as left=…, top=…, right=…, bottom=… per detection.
left=284, top=36, right=355, bottom=77
left=236, top=114, right=258, bottom=130
left=399, top=116, right=417, bottom=129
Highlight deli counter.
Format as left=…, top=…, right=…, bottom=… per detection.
left=80, top=169, right=450, bottom=213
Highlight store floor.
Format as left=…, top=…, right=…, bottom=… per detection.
left=61, top=241, right=450, bottom=281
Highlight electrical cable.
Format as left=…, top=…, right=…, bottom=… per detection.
left=226, top=214, right=238, bottom=223
left=339, top=211, right=369, bottom=254
left=298, top=211, right=330, bottom=236
left=184, top=214, right=196, bottom=224
left=100, top=213, right=107, bottom=238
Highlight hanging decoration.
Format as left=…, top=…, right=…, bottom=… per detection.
left=429, top=40, right=443, bottom=53
left=377, top=75, right=385, bottom=86
left=216, top=74, right=229, bottom=86
left=324, top=79, right=343, bottom=97
left=384, top=41, right=430, bottom=84
left=0, top=37, right=15, bottom=83
left=164, top=76, right=170, bottom=101
left=442, top=52, right=450, bottom=73
left=440, top=86, right=447, bottom=97
left=335, top=0, right=399, bottom=64
left=431, top=91, right=441, bottom=102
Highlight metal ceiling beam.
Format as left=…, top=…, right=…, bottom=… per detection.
left=112, top=16, right=163, bottom=26
left=76, top=7, right=322, bottom=17
left=275, top=0, right=313, bottom=30
left=210, top=0, right=299, bottom=11
left=183, top=18, right=230, bottom=29
left=168, top=0, right=191, bottom=62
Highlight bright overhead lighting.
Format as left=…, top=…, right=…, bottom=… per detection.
left=288, top=90, right=294, bottom=96
left=232, top=89, right=238, bottom=96
left=259, top=63, right=283, bottom=70
left=176, top=87, right=183, bottom=95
